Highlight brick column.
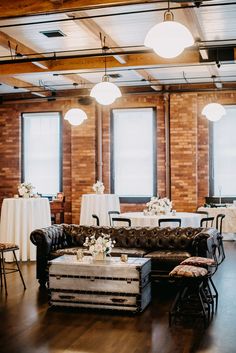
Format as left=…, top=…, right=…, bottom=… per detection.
left=170, top=93, right=198, bottom=211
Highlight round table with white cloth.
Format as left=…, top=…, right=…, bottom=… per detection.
left=119, top=212, right=202, bottom=228
left=80, top=194, right=120, bottom=226
left=198, top=206, right=236, bottom=233
left=0, top=198, right=51, bottom=261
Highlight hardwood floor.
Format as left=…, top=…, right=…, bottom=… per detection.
left=0, top=242, right=236, bottom=353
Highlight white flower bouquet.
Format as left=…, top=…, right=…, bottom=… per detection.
left=18, top=182, right=34, bottom=198
left=144, top=196, right=172, bottom=215
left=92, top=180, right=105, bottom=194
left=83, top=233, right=115, bottom=259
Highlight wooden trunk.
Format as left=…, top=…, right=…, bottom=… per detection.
left=48, top=256, right=151, bottom=313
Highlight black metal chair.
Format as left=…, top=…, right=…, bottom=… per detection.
left=196, top=210, right=209, bottom=216
left=92, top=214, right=100, bottom=226
left=169, top=236, right=218, bottom=328
left=158, top=218, right=181, bottom=227
left=216, top=214, right=226, bottom=264
left=200, top=217, right=214, bottom=228
left=108, top=210, right=120, bottom=226
left=111, top=217, right=131, bottom=227
left=0, top=243, right=26, bottom=295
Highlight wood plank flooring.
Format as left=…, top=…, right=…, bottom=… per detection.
left=0, top=242, right=236, bottom=353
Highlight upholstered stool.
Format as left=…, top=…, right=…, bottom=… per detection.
left=169, top=264, right=211, bottom=328
left=0, top=242, right=26, bottom=295
left=181, top=256, right=218, bottom=313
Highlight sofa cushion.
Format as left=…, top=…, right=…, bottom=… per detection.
left=169, top=264, right=208, bottom=277
left=145, top=250, right=191, bottom=263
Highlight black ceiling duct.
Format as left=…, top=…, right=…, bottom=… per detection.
left=200, top=47, right=235, bottom=63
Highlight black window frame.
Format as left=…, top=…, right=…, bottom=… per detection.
left=21, top=111, right=63, bottom=197
left=110, top=107, right=157, bottom=203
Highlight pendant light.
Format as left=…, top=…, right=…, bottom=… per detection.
left=144, top=1, right=194, bottom=59
left=64, top=108, right=87, bottom=126
left=90, top=37, right=121, bottom=105
left=202, top=103, right=226, bottom=122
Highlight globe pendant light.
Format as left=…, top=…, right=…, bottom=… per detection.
left=144, top=2, right=194, bottom=59
left=90, top=41, right=121, bottom=105
left=90, top=75, right=121, bottom=105
left=64, top=108, right=87, bottom=126
left=202, top=103, right=226, bottom=122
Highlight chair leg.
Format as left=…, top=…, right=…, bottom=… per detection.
left=13, top=251, right=26, bottom=290
left=209, top=277, right=218, bottom=312
left=1, top=251, right=8, bottom=295
left=0, top=252, right=2, bottom=288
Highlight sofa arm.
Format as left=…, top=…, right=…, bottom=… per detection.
left=192, top=227, right=219, bottom=256
left=30, top=224, right=67, bottom=286
left=30, top=224, right=66, bottom=254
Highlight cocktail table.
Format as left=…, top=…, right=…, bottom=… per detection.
left=49, top=255, right=151, bottom=312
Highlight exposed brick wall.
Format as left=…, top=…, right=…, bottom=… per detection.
left=0, top=99, right=96, bottom=224
left=0, top=91, right=236, bottom=222
left=170, top=93, right=198, bottom=212
left=0, top=107, right=20, bottom=202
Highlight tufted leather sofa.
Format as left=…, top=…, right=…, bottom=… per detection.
left=30, top=224, right=218, bottom=286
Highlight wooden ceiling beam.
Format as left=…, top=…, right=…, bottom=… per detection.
left=0, top=50, right=201, bottom=76
left=0, top=31, right=49, bottom=70
left=181, top=4, right=223, bottom=89
left=72, top=12, right=127, bottom=64
left=135, top=69, right=162, bottom=91
left=0, top=0, right=156, bottom=19
left=0, top=76, right=50, bottom=97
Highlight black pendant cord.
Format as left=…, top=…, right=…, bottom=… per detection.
left=100, top=33, right=108, bottom=78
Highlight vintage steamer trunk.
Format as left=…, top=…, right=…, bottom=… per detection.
left=49, top=256, right=151, bottom=312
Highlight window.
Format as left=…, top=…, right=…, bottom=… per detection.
left=211, top=105, right=236, bottom=196
left=111, top=108, right=156, bottom=202
left=22, top=112, right=62, bottom=196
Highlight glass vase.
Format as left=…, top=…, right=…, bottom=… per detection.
left=93, top=252, right=106, bottom=261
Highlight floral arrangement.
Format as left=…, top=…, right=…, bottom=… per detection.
left=144, top=196, right=172, bottom=215
left=18, top=182, right=34, bottom=198
left=83, top=233, right=115, bottom=258
left=92, top=180, right=105, bottom=194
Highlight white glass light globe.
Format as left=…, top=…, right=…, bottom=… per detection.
left=90, top=81, right=121, bottom=105
left=202, top=103, right=226, bottom=122
left=144, top=20, right=194, bottom=59
left=64, top=108, right=87, bottom=126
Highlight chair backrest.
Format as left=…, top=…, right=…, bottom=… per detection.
left=196, top=210, right=209, bottom=216
left=108, top=210, right=120, bottom=226
left=158, top=218, right=182, bottom=227
left=200, top=216, right=214, bottom=228
left=92, top=214, right=100, bottom=226
left=111, top=217, right=131, bottom=227
left=216, top=214, right=225, bottom=234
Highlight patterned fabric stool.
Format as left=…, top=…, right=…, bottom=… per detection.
left=169, top=264, right=211, bottom=328
left=0, top=243, right=26, bottom=295
left=180, top=256, right=218, bottom=314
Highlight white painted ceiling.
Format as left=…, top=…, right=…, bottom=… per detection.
left=0, top=1, right=236, bottom=95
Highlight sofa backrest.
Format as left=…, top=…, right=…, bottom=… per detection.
left=63, top=224, right=203, bottom=252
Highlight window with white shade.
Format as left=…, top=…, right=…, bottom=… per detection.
left=211, top=105, right=236, bottom=196
left=22, top=112, right=61, bottom=196
left=111, top=108, right=156, bottom=202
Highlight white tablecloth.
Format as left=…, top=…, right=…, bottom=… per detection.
left=0, top=198, right=51, bottom=261
left=119, top=212, right=202, bottom=227
left=80, top=194, right=120, bottom=226
left=198, top=206, right=236, bottom=233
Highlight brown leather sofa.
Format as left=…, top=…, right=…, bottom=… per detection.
left=30, top=224, right=217, bottom=287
